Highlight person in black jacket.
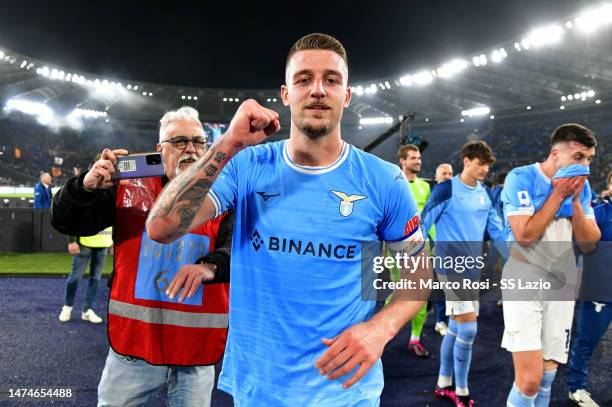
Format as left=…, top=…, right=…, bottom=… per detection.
left=50, top=106, right=232, bottom=407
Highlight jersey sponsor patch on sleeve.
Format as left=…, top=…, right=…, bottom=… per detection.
left=518, top=190, right=531, bottom=206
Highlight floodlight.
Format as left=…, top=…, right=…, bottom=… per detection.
left=5, top=98, right=54, bottom=124
left=413, top=71, right=433, bottom=86
left=461, top=106, right=491, bottom=117
left=491, top=50, right=503, bottom=63
left=525, top=24, right=564, bottom=47
left=399, top=75, right=413, bottom=86
left=438, top=59, right=468, bottom=78
left=359, top=117, right=393, bottom=125
left=575, top=4, right=612, bottom=33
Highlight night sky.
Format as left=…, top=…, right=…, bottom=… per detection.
left=0, top=0, right=591, bottom=89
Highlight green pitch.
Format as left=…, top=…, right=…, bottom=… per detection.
left=0, top=193, right=34, bottom=198
left=0, top=252, right=113, bottom=277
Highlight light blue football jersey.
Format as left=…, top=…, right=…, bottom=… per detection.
left=421, top=175, right=506, bottom=275
left=501, top=163, right=594, bottom=272
left=208, top=140, right=422, bottom=406
left=422, top=176, right=504, bottom=242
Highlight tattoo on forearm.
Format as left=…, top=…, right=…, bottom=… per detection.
left=204, top=164, right=217, bottom=177
left=214, top=151, right=227, bottom=163
left=147, top=138, right=234, bottom=238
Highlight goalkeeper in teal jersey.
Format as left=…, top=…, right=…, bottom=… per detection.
left=147, top=33, right=431, bottom=407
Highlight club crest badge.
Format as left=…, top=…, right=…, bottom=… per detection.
left=331, top=190, right=367, bottom=217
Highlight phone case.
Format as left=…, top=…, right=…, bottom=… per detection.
left=112, top=154, right=165, bottom=179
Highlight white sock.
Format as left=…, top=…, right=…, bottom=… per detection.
left=410, top=334, right=420, bottom=342
left=456, top=387, right=469, bottom=396
left=437, top=375, right=453, bottom=388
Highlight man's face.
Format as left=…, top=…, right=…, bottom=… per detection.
left=463, top=157, right=490, bottom=181
left=399, top=150, right=421, bottom=175
left=157, top=119, right=207, bottom=180
left=435, top=165, right=453, bottom=183
left=281, top=50, right=351, bottom=140
left=42, top=174, right=52, bottom=185
left=552, top=141, right=596, bottom=170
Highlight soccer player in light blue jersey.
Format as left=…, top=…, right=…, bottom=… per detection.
left=422, top=140, right=505, bottom=407
left=501, top=124, right=600, bottom=407
left=146, top=33, right=431, bottom=406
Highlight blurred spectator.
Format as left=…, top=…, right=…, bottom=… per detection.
left=33, top=172, right=53, bottom=208
left=59, top=227, right=113, bottom=324
left=435, top=163, right=453, bottom=184
left=596, top=170, right=612, bottom=202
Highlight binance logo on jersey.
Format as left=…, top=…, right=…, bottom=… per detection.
left=250, top=230, right=264, bottom=251
left=330, top=190, right=367, bottom=217
left=249, top=229, right=357, bottom=259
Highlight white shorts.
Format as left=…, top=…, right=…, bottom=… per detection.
left=501, top=299, right=574, bottom=363
left=436, top=273, right=480, bottom=316
left=500, top=255, right=576, bottom=363
left=446, top=300, right=479, bottom=316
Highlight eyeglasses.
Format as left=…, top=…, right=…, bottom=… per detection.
left=161, top=136, right=207, bottom=150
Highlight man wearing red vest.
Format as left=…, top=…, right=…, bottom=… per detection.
left=51, top=107, right=232, bottom=407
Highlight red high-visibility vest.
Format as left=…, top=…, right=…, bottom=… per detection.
left=109, top=177, right=228, bottom=366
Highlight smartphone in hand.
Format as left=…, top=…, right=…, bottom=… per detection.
left=111, top=153, right=164, bottom=179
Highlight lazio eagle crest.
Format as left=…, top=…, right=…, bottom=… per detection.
left=331, top=190, right=367, bottom=217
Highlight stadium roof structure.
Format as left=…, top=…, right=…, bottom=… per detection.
left=1, top=3, right=612, bottom=160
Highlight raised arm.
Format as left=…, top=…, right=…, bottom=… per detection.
left=146, top=100, right=280, bottom=243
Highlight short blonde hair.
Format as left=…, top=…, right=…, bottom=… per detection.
left=286, top=33, right=348, bottom=67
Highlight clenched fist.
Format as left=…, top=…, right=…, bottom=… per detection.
left=224, top=99, right=281, bottom=150
left=82, top=148, right=129, bottom=190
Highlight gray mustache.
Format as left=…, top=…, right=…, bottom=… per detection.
left=179, top=154, right=198, bottom=164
